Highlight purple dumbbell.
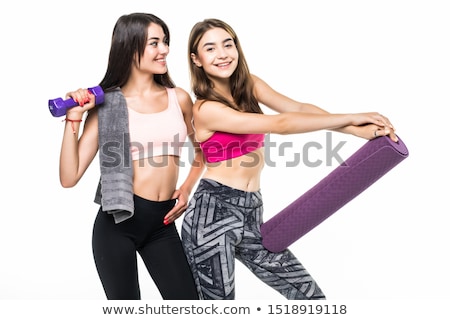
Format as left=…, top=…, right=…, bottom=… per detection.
left=48, top=86, right=104, bottom=117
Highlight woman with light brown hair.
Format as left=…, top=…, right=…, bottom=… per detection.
left=181, top=18, right=397, bottom=300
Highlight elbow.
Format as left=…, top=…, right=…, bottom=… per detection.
left=60, top=177, right=78, bottom=188
left=60, top=181, right=76, bottom=188
left=59, top=165, right=81, bottom=188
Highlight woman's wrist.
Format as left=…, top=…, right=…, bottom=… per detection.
left=65, top=111, right=84, bottom=121
left=334, top=124, right=356, bottom=135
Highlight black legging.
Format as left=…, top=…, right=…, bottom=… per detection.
left=92, top=194, right=199, bottom=300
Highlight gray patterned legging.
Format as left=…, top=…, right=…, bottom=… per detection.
left=181, top=178, right=326, bottom=300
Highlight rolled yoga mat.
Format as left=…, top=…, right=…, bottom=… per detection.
left=260, top=135, right=409, bottom=253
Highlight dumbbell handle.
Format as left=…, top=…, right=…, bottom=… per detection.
left=48, top=86, right=104, bottom=117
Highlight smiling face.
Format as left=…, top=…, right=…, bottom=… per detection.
left=191, top=27, right=239, bottom=82
left=135, top=22, right=170, bottom=75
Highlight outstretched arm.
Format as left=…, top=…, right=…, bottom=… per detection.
left=193, top=97, right=395, bottom=143
left=251, top=74, right=397, bottom=142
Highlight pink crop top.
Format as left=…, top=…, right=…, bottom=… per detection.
left=128, top=88, right=187, bottom=160
left=199, top=131, right=265, bottom=163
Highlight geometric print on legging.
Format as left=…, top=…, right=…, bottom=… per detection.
left=181, top=179, right=326, bottom=300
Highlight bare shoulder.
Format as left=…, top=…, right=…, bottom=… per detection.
left=250, top=73, right=263, bottom=83
left=193, top=99, right=228, bottom=118
left=250, top=74, right=271, bottom=96
left=250, top=74, right=267, bottom=88
left=173, top=87, right=193, bottom=105
left=172, top=87, right=194, bottom=117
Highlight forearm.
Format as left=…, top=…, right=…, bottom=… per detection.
left=275, top=112, right=354, bottom=135
left=299, top=103, right=362, bottom=135
left=279, top=109, right=394, bottom=141
left=59, top=121, right=83, bottom=187
left=297, top=102, right=330, bottom=115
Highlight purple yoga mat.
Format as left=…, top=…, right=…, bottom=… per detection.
left=261, top=135, right=409, bottom=253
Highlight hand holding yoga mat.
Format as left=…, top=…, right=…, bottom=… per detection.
left=260, top=135, right=409, bottom=253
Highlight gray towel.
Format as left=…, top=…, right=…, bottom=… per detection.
left=94, top=88, right=134, bottom=223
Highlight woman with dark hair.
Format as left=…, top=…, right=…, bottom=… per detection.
left=181, top=18, right=397, bottom=300
left=59, top=13, right=203, bottom=300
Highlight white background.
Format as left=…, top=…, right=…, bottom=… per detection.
left=0, top=0, right=448, bottom=306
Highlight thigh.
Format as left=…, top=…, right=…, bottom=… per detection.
left=181, top=191, right=242, bottom=300
left=92, top=209, right=140, bottom=300
left=182, top=229, right=237, bottom=300
left=139, top=223, right=199, bottom=300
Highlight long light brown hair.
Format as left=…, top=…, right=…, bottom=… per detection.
left=188, top=19, right=262, bottom=114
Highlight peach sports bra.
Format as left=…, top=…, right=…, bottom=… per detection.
left=128, top=88, right=187, bottom=160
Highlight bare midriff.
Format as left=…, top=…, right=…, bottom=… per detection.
left=132, top=155, right=180, bottom=201
left=202, top=147, right=265, bottom=192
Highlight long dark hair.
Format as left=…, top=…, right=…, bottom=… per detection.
left=188, top=19, right=262, bottom=113
left=99, top=13, right=175, bottom=92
